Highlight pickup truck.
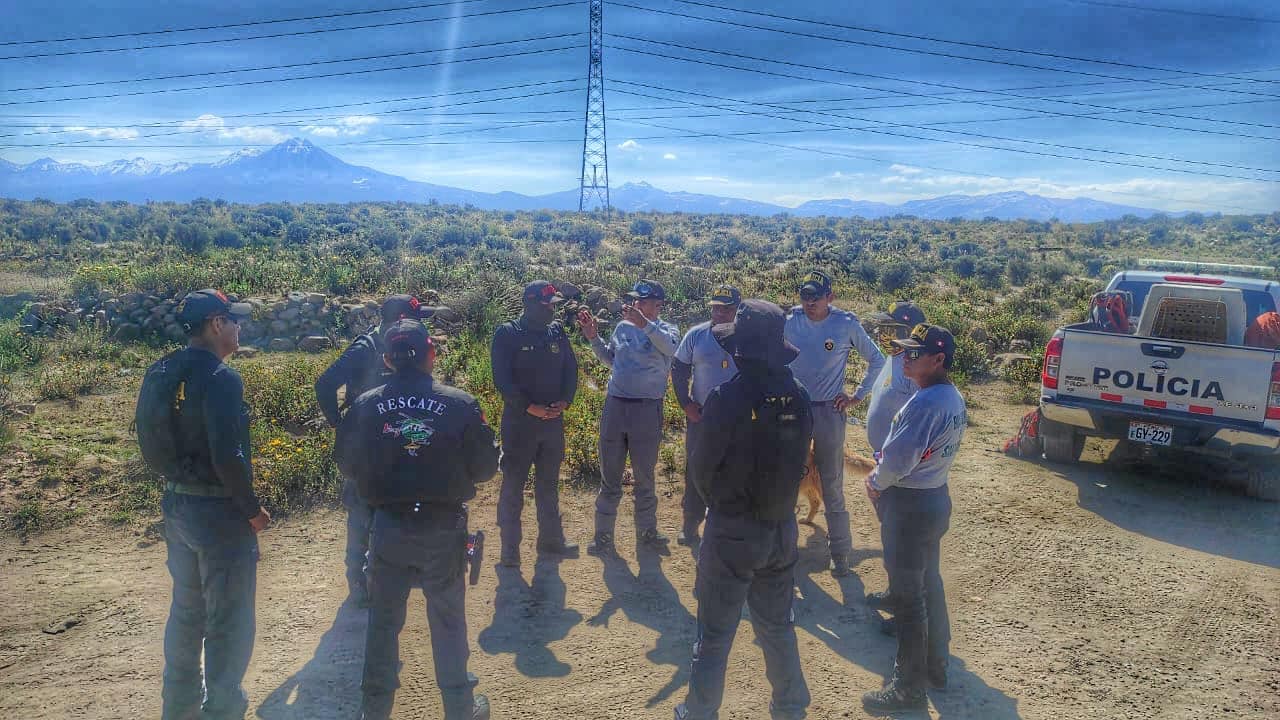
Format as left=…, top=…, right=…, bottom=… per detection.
left=1039, top=268, right=1280, bottom=500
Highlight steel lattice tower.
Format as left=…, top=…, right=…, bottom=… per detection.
left=578, top=0, right=609, bottom=213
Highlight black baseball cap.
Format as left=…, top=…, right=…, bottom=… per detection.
left=383, top=319, right=433, bottom=359
left=798, top=270, right=833, bottom=298
left=869, top=300, right=927, bottom=328
left=708, top=283, right=742, bottom=307
left=712, top=298, right=799, bottom=367
left=625, top=279, right=666, bottom=301
left=892, top=323, right=956, bottom=368
left=381, top=294, right=432, bottom=324
left=522, top=280, right=564, bottom=305
left=178, top=289, right=251, bottom=332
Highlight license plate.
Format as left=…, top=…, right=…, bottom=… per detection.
left=1128, top=421, right=1173, bottom=446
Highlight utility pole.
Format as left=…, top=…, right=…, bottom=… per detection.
left=578, top=0, right=610, bottom=214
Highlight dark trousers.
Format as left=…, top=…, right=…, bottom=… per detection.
left=161, top=491, right=259, bottom=720
left=362, top=508, right=474, bottom=720
left=683, top=512, right=810, bottom=720
left=595, top=396, right=664, bottom=537
left=497, top=412, right=566, bottom=550
left=682, top=420, right=708, bottom=533
left=342, top=478, right=373, bottom=597
left=880, top=485, right=952, bottom=693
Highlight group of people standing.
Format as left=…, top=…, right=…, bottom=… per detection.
left=141, top=269, right=965, bottom=720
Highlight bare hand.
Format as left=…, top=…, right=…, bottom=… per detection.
left=527, top=403, right=560, bottom=420
left=683, top=403, right=703, bottom=423
left=549, top=400, right=569, bottom=412
left=865, top=473, right=881, bottom=505
left=622, top=304, right=649, bottom=329
left=576, top=309, right=599, bottom=340
left=833, top=393, right=858, bottom=412
left=249, top=507, right=272, bottom=534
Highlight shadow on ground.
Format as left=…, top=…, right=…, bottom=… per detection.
left=257, top=598, right=367, bottom=720
left=478, top=558, right=583, bottom=678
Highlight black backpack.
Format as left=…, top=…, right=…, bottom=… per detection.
left=745, top=386, right=812, bottom=520
left=134, top=349, right=213, bottom=481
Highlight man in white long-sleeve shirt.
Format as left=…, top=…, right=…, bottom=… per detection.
left=577, top=279, right=680, bottom=557
left=784, top=270, right=885, bottom=577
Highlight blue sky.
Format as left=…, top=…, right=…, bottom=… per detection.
left=2, top=0, right=1278, bottom=212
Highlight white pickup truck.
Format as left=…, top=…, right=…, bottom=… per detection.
left=1039, top=266, right=1280, bottom=500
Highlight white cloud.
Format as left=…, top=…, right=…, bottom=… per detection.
left=617, top=139, right=640, bottom=151
left=303, top=115, right=380, bottom=138
left=181, top=114, right=225, bottom=130
left=178, top=114, right=286, bottom=143
left=693, top=175, right=731, bottom=183
left=889, top=164, right=923, bottom=175
left=303, top=125, right=341, bottom=138
left=663, top=152, right=677, bottom=160
left=61, top=126, right=139, bottom=140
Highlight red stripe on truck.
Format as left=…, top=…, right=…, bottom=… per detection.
left=1143, top=399, right=1167, bottom=409
left=1189, top=405, right=1214, bottom=415
left=1101, top=393, right=1123, bottom=403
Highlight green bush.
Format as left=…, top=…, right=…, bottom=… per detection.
left=250, top=423, right=341, bottom=512
left=36, top=359, right=109, bottom=400
left=239, top=352, right=338, bottom=428
left=0, top=317, right=48, bottom=373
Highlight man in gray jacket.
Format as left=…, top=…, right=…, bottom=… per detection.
left=577, top=279, right=680, bottom=556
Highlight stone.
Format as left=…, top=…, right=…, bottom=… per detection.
left=1009, top=339, right=1033, bottom=352
left=114, top=323, right=142, bottom=342
left=306, top=293, right=326, bottom=306
left=606, top=299, right=624, bottom=314
left=969, top=327, right=990, bottom=345
left=420, top=289, right=441, bottom=305
left=431, top=306, right=462, bottom=324
left=287, top=291, right=307, bottom=306
left=13, top=402, right=36, bottom=416
left=269, top=319, right=289, bottom=334
left=268, top=338, right=296, bottom=352
left=993, top=352, right=1035, bottom=369
left=556, top=281, right=582, bottom=300
left=42, top=615, right=82, bottom=635
left=298, top=336, right=333, bottom=353
left=233, top=346, right=260, bottom=359
left=278, top=307, right=301, bottom=322
left=94, top=310, right=108, bottom=327
left=299, top=303, right=316, bottom=316
left=165, top=324, right=187, bottom=343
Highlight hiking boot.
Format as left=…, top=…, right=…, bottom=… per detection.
left=865, top=590, right=893, bottom=610
left=537, top=540, right=580, bottom=559
left=586, top=533, right=616, bottom=557
left=861, top=682, right=927, bottom=714
left=878, top=616, right=896, bottom=637
left=676, top=528, right=700, bottom=547
left=499, top=545, right=520, bottom=568
left=831, top=554, right=853, bottom=577
left=928, top=660, right=948, bottom=691
left=639, top=528, right=670, bottom=547
left=470, top=694, right=491, bottom=720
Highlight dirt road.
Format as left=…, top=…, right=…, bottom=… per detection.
left=2, top=396, right=1277, bottom=719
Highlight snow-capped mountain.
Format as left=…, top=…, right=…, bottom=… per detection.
left=0, top=138, right=1179, bottom=221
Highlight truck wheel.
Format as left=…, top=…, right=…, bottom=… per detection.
left=1041, top=418, right=1084, bottom=463
left=1245, top=461, right=1280, bottom=502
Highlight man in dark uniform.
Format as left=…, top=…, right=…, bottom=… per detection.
left=675, top=299, right=813, bottom=720
left=147, top=289, right=271, bottom=720
left=336, top=319, right=498, bottom=720
left=316, top=294, right=433, bottom=605
left=490, top=281, right=580, bottom=568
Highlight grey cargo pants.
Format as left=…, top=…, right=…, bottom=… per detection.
left=594, top=395, right=664, bottom=537
left=811, top=402, right=853, bottom=559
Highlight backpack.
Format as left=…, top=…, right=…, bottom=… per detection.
left=134, top=349, right=212, bottom=481
left=1089, top=291, right=1131, bottom=334
left=745, top=386, right=811, bottom=520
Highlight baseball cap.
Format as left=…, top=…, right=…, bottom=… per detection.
left=892, top=323, right=956, bottom=368
left=708, top=283, right=742, bottom=307
left=625, top=279, right=666, bottom=302
left=522, top=280, right=564, bottom=305
left=868, top=300, right=927, bottom=328
left=381, top=294, right=432, bottom=324
left=711, top=298, right=800, bottom=367
left=178, top=289, right=251, bottom=332
left=798, top=270, right=833, bottom=298
left=383, top=319, right=433, bottom=359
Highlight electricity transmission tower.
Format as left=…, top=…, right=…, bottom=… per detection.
left=578, top=0, right=610, bottom=213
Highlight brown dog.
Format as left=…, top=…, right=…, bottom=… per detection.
left=797, top=447, right=878, bottom=524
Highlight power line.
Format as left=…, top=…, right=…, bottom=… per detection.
left=1064, top=0, right=1280, bottom=24
left=0, top=0, right=490, bottom=46
left=4, top=32, right=584, bottom=93
left=0, top=44, right=583, bottom=107
left=611, top=4, right=1280, bottom=100
left=0, top=2, right=580, bottom=61
left=662, top=0, right=1280, bottom=85
left=608, top=38, right=1280, bottom=139
left=609, top=80, right=1280, bottom=174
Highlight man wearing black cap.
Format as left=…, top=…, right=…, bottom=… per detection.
left=316, top=294, right=433, bottom=606
left=671, top=283, right=740, bottom=548
left=577, top=279, right=680, bottom=556
left=784, top=270, right=886, bottom=577
left=336, top=319, right=498, bottom=720
left=861, top=324, right=965, bottom=714
left=138, top=289, right=270, bottom=720
left=490, top=281, right=580, bottom=567
left=675, top=299, right=813, bottom=720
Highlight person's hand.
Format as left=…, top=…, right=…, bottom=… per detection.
left=527, top=403, right=559, bottom=420
left=864, top=473, right=881, bottom=506
left=833, top=393, right=856, bottom=412
left=576, top=309, right=599, bottom=340
left=683, top=403, right=703, bottom=423
left=249, top=507, right=272, bottom=534
left=622, top=304, right=649, bottom=329
left=549, top=400, right=569, bottom=413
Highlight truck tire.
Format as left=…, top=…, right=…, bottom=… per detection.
left=1245, top=461, right=1280, bottom=502
left=1041, top=417, right=1084, bottom=463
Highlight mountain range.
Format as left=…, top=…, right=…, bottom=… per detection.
left=1, top=138, right=1174, bottom=222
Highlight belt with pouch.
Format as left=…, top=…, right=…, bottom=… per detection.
left=165, top=481, right=233, bottom=497
left=379, top=501, right=467, bottom=528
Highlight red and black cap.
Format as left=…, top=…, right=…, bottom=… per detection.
left=868, top=300, right=927, bottom=328
left=522, top=281, right=564, bottom=305
left=177, top=289, right=251, bottom=332
left=383, top=319, right=433, bottom=359
left=892, top=323, right=956, bottom=368
left=380, top=294, right=432, bottom=324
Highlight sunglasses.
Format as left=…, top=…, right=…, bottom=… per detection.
left=904, top=348, right=932, bottom=360
left=799, top=292, right=823, bottom=302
